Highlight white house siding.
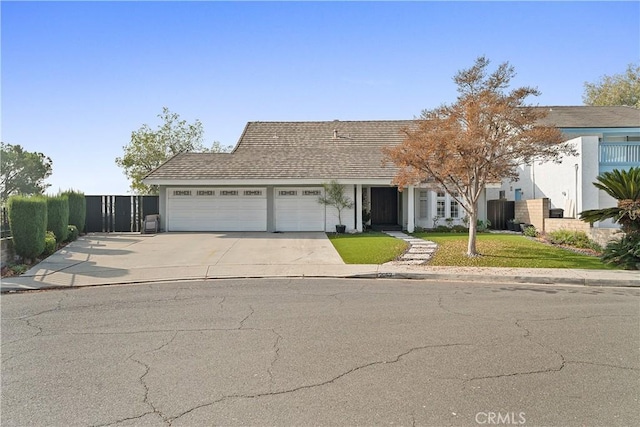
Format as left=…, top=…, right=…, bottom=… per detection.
left=486, top=136, right=619, bottom=228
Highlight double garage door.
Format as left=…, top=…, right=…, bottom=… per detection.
left=168, top=188, right=267, bottom=231
left=167, top=187, right=325, bottom=232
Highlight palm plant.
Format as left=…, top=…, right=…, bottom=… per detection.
left=580, top=167, right=640, bottom=234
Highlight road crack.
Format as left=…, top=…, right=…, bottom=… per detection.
left=169, top=342, right=473, bottom=422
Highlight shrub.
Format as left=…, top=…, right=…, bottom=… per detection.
left=43, top=231, right=57, bottom=256
left=62, top=190, right=86, bottom=233
left=66, top=225, right=79, bottom=242
left=523, top=225, right=538, bottom=237
left=451, top=225, right=468, bottom=233
left=434, top=225, right=451, bottom=232
left=46, top=195, right=69, bottom=243
left=477, top=219, right=491, bottom=232
left=547, top=230, right=596, bottom=249
left=7, top=196, right=47, bottom=261
left=601, top=234, right=640, bottom=270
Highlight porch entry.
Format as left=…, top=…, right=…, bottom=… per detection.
left=370, top=187, right=399, bottom=229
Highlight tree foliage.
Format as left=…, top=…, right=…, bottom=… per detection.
left=583, top=63, right=640, bottom=108
left=1, top=142, right=53, bottom=203
left=580, top=167, right=640, bottom=235
left=318, top=180, right=354, bottom=226
left=384, top=56, right=572, bottom=256
left=116, top=108, right=230, bottom=195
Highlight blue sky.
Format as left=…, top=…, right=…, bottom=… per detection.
left=2, top=1, right=639, bottom=194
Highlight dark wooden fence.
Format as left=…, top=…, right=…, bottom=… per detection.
left=487, top=199, right=515, bottom=230
left=85, top=195, right=159, bottom=233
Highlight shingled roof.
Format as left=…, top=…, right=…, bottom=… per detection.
left=536, top=105, right=639, bottom=128
left=144, top=106, right=639, bottom=183
left=145, top=120, right=413, bottom=181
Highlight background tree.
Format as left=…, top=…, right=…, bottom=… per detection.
left=384, top=56, right=572, bottom=256
left=583, top=63, right=640, bottom=108
left=1, top=142, right=53, bottom=203
left=116, top=107, right=230, bottom=194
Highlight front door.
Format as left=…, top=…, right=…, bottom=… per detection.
left=371, top=187, right=398, bottom=225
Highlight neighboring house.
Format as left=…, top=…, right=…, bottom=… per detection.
left=144, top=106, right=639, bottom=233
left=486, top=106, right=640, bottom=228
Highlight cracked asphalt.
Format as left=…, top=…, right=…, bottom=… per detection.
left=1, top=278, right=638, bottom=426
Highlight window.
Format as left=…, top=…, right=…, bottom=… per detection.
left=197, top=190, right=214, bottom=196
left=450, top=197, right=460, bottom=218
left=436, top=192, right=446, bottom=218
left=303, top=190, right=321, bottom=196
left=279, top=190, right=297, bottom=196
left=244, top=190, right=262, bottom=196
left=499, top=190, right=506, bottom=200
left=220, top=190, right=238, bottom=196
left=173, top=190, right=191, bottom=196
left=419, top=191, right=429, bottom=219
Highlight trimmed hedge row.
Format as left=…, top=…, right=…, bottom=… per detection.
left=47, top=195, right=69, bottom=243
left=63, top=190, right=86, bottom=233
left=7, top=191, right=85, bottom=262
left=7, top=196, right=48, bottom=260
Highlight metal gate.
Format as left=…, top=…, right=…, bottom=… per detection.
left=487, top=199, right=515, bottom=230
left=85, top=195, right=159, bottom=232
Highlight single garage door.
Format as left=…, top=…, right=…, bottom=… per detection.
left=167, top=188, right=267, bottom=231
left=275, top=187, right=325, bottom=231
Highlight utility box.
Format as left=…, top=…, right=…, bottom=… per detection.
left=549, top=209, right=564, bottom=218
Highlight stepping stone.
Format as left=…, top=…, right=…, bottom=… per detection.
left=401, top=253, right=432, bottom=260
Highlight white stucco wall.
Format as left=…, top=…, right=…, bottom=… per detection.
left=324, top=185, right=356, bottom=232
left=489, top=136, right=599, bottom=218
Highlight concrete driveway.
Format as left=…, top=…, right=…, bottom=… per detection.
left=2, top=232, right=352, bottom=290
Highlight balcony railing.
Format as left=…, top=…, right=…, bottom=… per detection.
left=599, top=143, right=640, bottom=165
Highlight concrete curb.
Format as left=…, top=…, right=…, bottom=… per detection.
left=2, top=271, right=638, bottom=293
left=349, top=272, right=639, bottom=287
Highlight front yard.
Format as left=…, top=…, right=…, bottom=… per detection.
left=328, top=231, right=615, bottom=269
left=327, top=231, right=409, bottom=264
left=413, top=232, right=615, bottom=269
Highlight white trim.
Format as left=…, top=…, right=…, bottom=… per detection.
left=407, top=186, right=415, bottom=233
left=145, top=178, right=396, bottom=186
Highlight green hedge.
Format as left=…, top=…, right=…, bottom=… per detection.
left=66, top=225, right=79, bottom=242
left=7, top=195, right=47, bottom=260
left=46, top=195, right=69, bottom=243
left=62, top=190, right=86, bottom=233
left=43, top=231, right=57, bottom=256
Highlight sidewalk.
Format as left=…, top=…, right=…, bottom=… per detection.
left=1, top=233, right=638, bottom=292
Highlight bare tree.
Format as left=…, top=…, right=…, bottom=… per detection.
left=384, top=57, right=573, bottom=256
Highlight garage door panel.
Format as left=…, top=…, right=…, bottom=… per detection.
left=168, top=188, right=266, bottom=231
left=275, top=188, right=325, bottom=232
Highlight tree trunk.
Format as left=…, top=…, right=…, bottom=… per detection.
left=467, top=209, right=478, bottom=256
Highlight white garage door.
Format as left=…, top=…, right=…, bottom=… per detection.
left=275, top=188, right=325, bottom=232
left=167, top=188, right=267, bottom=231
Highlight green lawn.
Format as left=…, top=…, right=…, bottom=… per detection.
left=413, top=232, right=615, bottom=269
left=327, top=231, right=409, bottom=264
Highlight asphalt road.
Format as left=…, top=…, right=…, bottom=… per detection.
left=2, top=278, right=638, bottom=427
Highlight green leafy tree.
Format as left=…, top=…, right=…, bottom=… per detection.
left=1, top=143, right=53, bottom=203
left=580, top=167, right=640, bottom=235
left=116, top=108, right=230, bottom=195
left=583, top=63, right=640, bottom=108
left=318, top=180, right=354, bottom=227
left=384, top=57, right=570, bottom=256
